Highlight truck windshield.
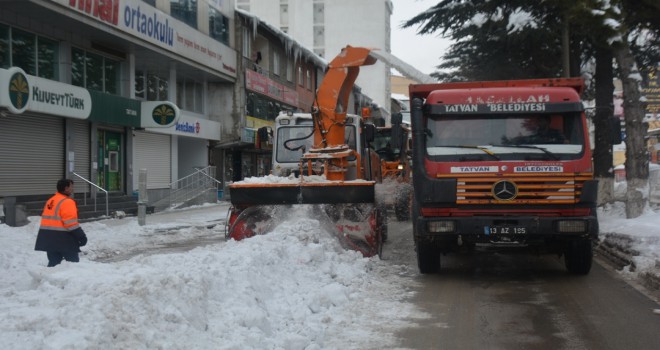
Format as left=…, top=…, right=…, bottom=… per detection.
left=275, top=125, right=358, bottom=163
left=426, top=113, right=584, bottom=161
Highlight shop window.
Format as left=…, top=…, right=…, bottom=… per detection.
left=177, top=78, right=204, bottom=113
left=11, top=28, right=36, bottom=76
left=37, top=37, right=58, bottom=80
left=0, top=25, right=59, bottom=80
left=209, top=7, right=229, bottom=45
left=170, top=0, right=198, bottom=29
left=71, top=47, right=120, bottom=94
left=135, top=71, right=169, bottom=100
left=0, top=24, right=8, bottom=69
left=246, top=92, right=292, bottom=121
left=142, top=0, right=156, bottom=5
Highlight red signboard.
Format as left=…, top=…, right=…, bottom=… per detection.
left=245, top=70, right=298, bottom=106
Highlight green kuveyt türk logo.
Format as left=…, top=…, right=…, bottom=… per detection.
left=9, top=71, right=29, bottom=111
left=152, top=104, right=175, bottom=125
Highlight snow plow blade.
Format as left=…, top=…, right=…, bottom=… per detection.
left=228, top=181, right=375, bottom=206
left=225, top=182, right=385, bottom=258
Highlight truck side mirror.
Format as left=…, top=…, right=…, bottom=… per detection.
left=363, top=123, right=375, bottom=143
left=610, top=116, right=623, bottom=145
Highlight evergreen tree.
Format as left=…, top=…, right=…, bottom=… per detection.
left=402, top=0, right=659, bottom=217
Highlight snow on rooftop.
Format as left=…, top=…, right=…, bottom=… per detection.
left=235, top=8, right=327, bottom=69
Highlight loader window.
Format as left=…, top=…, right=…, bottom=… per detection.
left=276, top=126, right=315, bottom=163
left=426, top=113, right=584, bottom=161
left=275, top=125, right=358, bottom=163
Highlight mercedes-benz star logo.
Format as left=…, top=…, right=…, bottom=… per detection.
left=492, top=180, right=518, bottom=201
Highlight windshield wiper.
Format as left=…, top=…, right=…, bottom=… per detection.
left=438, top=145, right=501, bottom=161
left=491, top=144, right=560, bottom=160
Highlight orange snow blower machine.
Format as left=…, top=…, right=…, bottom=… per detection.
left=226, top=46, right=387, bottom=257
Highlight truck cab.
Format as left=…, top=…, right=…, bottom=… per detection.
left=409, top=78, right=616, bottom=275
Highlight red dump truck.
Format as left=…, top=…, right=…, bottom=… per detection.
left=408, top=78, right=621, bottom=274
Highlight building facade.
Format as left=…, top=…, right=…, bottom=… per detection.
left=0, top=0, right=236, bottom=205
left=215, top=8, right=375, bottom=187
left=235, top=0, right=393, bottom=117
left=0, top=0, right=378, bottom=220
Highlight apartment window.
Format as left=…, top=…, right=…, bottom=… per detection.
left=286, top=60, right=293, bottom=82
left=280, top=3, right=288, bottom=26
left=177, top=78, right=204, bottom=113
left=170, top=0, right=197, bottom=29
left=135, top=71, right=168, bottom=101
left=242, top=30, right=251, bottom=58
left=273, top=51, right=280, bottom=76
left=71, top=47, right=119, bottom=94
left=236, top=0, right=249, bottom=11
left=313, top=27, right=325, bottom=47
left=297, top=66, right=303, bottom=86
left=306, top=69, right=311, bottom=90
left=209, top=7, right=229, bottom=45
left=313, top=2, right=324, bottom=24
left=0, top=24, right=59, bottom=80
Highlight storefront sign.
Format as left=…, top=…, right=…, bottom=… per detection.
left=246, top=70, right=298, bottom=106
left=88, top=90, right=141, bottom=127
left=146, top=114, right=221, bottom=140
left=246, top=115, right=274, bottom=129
left=141, top=101, right=180, bottom=128
left=0, top=67, right=91, bottom=118
left=52, top=0, right=237, bottom=78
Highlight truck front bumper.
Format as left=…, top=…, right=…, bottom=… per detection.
left=415, top=215, right=598, bottom=245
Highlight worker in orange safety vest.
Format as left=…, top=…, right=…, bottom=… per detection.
left=34, top=179, right=87, bottom=267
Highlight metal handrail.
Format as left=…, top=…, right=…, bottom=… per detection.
left=72, top=172, right=109, bottom=217
left=168, top=166, right=222, bottom=207
left=171, top=166, right=221, bottom=187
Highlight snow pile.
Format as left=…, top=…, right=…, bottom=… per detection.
left=0, top=204, right=427, bottom=349
left=599, top=203, right=660, bottom=276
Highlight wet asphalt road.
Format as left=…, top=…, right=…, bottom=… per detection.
left=385, top=219, right=660, bottom=350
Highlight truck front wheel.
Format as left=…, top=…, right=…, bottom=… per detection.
left=416, top=243, right=441, bottom=274
left=564, top=239, right=593, bottom=275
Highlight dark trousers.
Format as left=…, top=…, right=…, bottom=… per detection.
left=46, top=251, right=79, bottom=267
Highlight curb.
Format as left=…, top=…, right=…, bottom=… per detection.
left=596, top=233, right=660, bottom=297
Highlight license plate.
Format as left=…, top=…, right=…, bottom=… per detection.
left=485, top=226, right=527, bottom=235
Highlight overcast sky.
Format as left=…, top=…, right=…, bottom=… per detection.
left=390, top=0, right=452, bottom=76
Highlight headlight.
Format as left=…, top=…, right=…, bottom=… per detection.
left=557, top=220, right=587, bottom=233
left=427, top=221, right=455, bottom=233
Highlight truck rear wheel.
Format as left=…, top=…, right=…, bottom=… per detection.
left=564, top=239, right=592, bottom=275
left=416, top=243, right=440, bottom=274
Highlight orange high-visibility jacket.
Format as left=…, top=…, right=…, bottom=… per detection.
left=39, top=192, right=80, bottom=231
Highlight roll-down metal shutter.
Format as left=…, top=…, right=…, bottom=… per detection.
left=70, top=119, right=91, bottom=192
left=133, top=131, right=171, bottom=189
left=0, top=114, right=64, bottom=195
